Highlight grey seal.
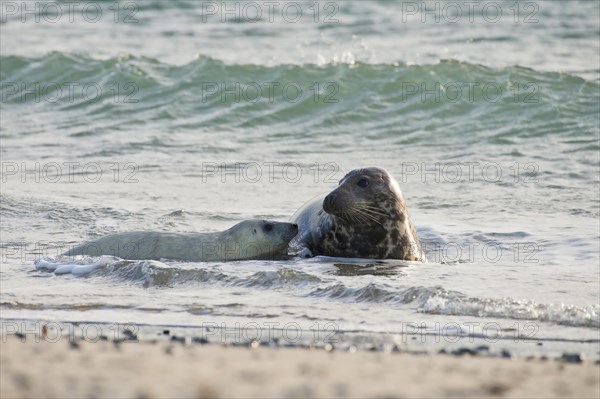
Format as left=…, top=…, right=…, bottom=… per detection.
left=290, top=167, right=425, bottom=261
left=63, top=220, right=298, bottom=262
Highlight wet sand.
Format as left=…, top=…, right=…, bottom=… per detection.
left=1, top=334, right=598, bottom=399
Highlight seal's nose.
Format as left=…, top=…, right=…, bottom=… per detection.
left=323, top=193, right=337, bottom=209
left=292, top=223, right=298, bottom=230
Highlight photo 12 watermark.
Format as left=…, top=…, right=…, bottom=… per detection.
left=0, top=320, right=341, bottom=346
left=399, top=320, right=541, bottom=344
left=1, top=81, right=139, bottom=104
left=1, top=80, right=340, bottom=105
left=195, top=161, right=539, bottom=185
left=2, top=239, right=296, bottom=263
left=399, top=81, right=539, bottom=104
left=398, top=2, right=540, bottom=24
left=1, top=239, right=541, bottom=265
left=0, top=1, right=341, bottom=24
left=0, top=320, right=542, bottom=347
left=200, top=162, right=342, bottom=184
left=1, top=162, right=139, bottom=184
left=399, top=161, right=539, bottom=184
left=201, top=81, right=339, bottom=104
left=424, top=241, right=540, bottom=264
left=198, top=1, right=340, bottom=23
left=0, top=1, right=139, bottom=23
left=1, top=321, right=141, bottom=344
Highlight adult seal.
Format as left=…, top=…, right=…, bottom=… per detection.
left=290, top=167, right=425, bottom=261
left=63, top=220, right=298, bottom=262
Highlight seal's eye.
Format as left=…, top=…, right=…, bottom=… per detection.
left=264, top=223, right=273, bottom=232
left=357, top=179, right=369, bottom=188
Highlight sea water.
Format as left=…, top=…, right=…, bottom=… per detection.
left=1, top=1, right=598, bottom=358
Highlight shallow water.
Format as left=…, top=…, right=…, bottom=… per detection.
left=1, top=1, right=599, bottom=358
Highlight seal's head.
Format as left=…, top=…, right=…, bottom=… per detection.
left=290, top=166, right=424, bottom=261
left=225, top=220, right=298, bottom=260
left=322, top=167, right=404, bottom=223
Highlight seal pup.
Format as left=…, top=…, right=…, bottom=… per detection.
left=63, top=220, right=298, bottom=262
left=290, top=167, right=425, bottom=261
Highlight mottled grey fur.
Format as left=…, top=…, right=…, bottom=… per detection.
left=290, top=167, right=425, bottom=261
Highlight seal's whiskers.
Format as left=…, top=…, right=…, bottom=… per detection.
left=352, top=202, right=388, bottom=217
left=350, top=208, right=383, bottom=225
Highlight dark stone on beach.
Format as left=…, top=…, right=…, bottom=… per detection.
left=259, top=340, right=279, bottom=348
left=485, top=383, right=510, bottom=396
left=15, top=332, right=25, bottom=339
left=192, top=337, right=208, bottom=345
left=283, top=342, right=301, bottom=348
left=69, top=340, right=80, bottom=350
left=363, top=343, right=377, bottom=352
left=438, top=349, right=447, bottom=354
left=537, top=342, right=543, bottom=346
left=228, top=341, right=246, bottom=348
left=266, top=339, right=281, bottom=348
left=170, top=335, right=187, bottom=345
left=123, top=329, right=137, bottom=340
left=391, top=344, right=401, bottom=353
left=163, top=330, right=170, bottom=335
left=560, top=353, right=582, bottom=364
left=99, top=335, right=108, bottom=341
left=501, top=350, right=512, bottom=359
left=112, top=339, right=126, bottom=351
left=475, top=345, right=489, bottom=352
left=451, top=348, right=477, bottom=357
left=595, top=360, right=600, bottom=365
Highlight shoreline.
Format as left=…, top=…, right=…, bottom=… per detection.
left=1, top=317, right=597, bottom=361
left=2, top=330, right=599, bottom=399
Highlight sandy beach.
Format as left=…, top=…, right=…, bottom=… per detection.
left=2, top=2, right=599, bottom=399
left=2, top=333, right=598, bottom=399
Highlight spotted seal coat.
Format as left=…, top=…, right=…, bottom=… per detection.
left=290, top=167, right=425, bottom=261
left=63, top=220, right=298, bottom=262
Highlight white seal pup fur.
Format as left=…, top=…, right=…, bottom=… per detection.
left=63, top=220, right=298, bottom=262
